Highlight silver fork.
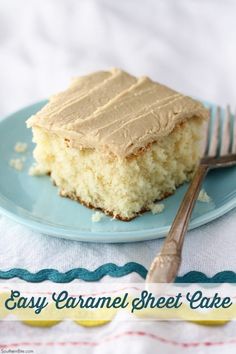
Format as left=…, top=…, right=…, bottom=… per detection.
left=146, top=105, right=236, bottom=284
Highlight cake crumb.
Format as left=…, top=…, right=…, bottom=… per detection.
left=9, top=158, right=24, bottom=171
left=14, top=142, right=28, bottom=153
left=198, top=189, right=211, bottom=203
left=91, top=211, right=105, bottom=223
left=29, top=164, right=48, bottom=176
left=148, top=203, right=165, bottom=214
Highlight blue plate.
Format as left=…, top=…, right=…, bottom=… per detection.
left=0, top=101, right=235, bottom=243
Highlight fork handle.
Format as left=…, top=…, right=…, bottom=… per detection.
left=146, top=164, right=209, bottom=283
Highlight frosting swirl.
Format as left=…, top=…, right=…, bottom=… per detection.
left=27, top=68, right=209, bottom=158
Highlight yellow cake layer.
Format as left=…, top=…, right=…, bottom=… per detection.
left=30, top=116, right=204, bottom=220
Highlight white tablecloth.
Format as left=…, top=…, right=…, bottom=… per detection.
left=1, top=0, right=236, bottom=352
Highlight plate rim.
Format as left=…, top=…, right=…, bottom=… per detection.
left=0, top=195, right=235, bottom=243
left=0, top=100, right=236, bottom=243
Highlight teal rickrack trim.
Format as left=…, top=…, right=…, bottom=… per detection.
left=0, top=263, right=236, bottom=283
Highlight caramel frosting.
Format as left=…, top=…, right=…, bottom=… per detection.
left=27, top=68, right=209, bottom=158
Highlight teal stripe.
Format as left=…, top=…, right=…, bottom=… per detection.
left=0, top=263, right=236, bottom=283
left=0, top=263, right=146, bottom=282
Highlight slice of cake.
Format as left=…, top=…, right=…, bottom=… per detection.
left=27, top=68, right=209, bottom=220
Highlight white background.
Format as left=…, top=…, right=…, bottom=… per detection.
left=0, top=0, right=236, bottom=119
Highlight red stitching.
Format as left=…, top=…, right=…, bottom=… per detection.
left=1, top=331, right=236, bottom=348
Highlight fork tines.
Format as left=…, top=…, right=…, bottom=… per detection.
left=234, top=108, right=236, bottom=154
left=205, top=105, right=236, bottom=158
